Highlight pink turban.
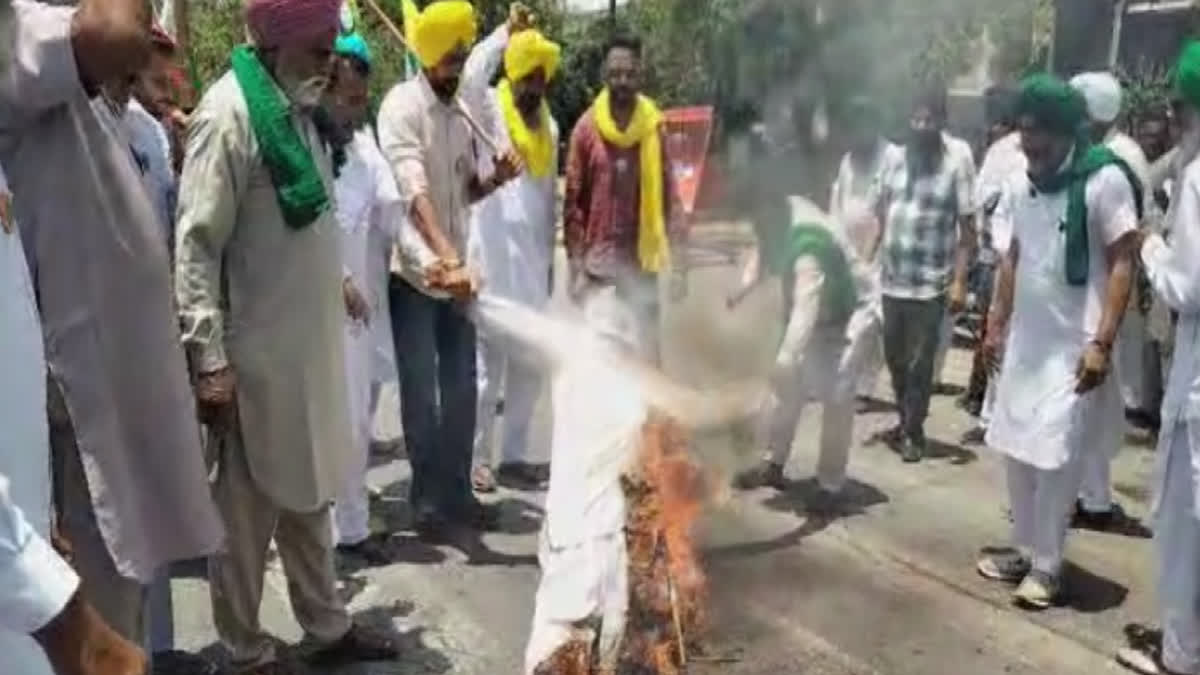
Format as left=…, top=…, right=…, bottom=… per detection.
left=245, top=0, right=342, bottom=49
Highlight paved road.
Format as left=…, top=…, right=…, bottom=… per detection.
left=172, top=224, right=1159, bottom=674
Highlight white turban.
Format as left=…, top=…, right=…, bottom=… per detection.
left=1069, top=71, right=1123, bottom=124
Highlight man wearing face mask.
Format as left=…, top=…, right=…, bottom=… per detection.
left=377, top=0, right=525, bottom=540
left=867, top=83, right=976, bottom=463
left=174, top=0, right=398, bottom=671
left=977, top=74, right=1139, bottom=611
left=463, top=25, right=561, bottom=494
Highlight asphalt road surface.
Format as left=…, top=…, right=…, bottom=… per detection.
left=171, top=223, right=1160, bottom=674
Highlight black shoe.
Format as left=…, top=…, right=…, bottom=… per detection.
left=456, top=498, right=501, bottom=532
left=733, top=461, right=786, bottom=490
left=976, top=547, right=1032, bottom=583
left=960, top=426, right=987, bottom=446
left=902, top=437, right=925, bottom=463
left=412, top=505, right=449, bottom=542
left=1071, top=499, right=1128, bottom=532
left=337, top=535, right=392, bottom=567
left=497, top=462, right=548, bottom=490
left=308, top=623, right=399, bottom=666
left=152, top=650, right=220, bottom=675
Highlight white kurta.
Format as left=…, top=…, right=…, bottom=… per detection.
left=176, top=72, right=353, bottom=512
left=1139, top=151, right=1200, bottom=673
left=333, top=130, right=402, bottom=544
left=987, top=164, right=1138, bottom=470
left=0, top=162, right=64, bottom=675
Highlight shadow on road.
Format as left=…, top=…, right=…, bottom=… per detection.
left=1062, top=560, right=1130, bottom=613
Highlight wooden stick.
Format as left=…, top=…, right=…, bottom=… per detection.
left=667, top=572, right=688, bottom=666
left=361, top=0, right=503, bottom=154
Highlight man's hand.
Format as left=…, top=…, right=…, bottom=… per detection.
left=425, top=259, right=478, bottom=300
left=0, top=193, right=12, bottom=235
left=1075, top=341, right=1112, bottom=394
left=35, top=592, right=148, bottom=675
left=72, top=0, right=153, bottom=92
left=343, top=279, right=371, bottom=325
left=508, top=2, right=536, bottom=32
left=492, top=150, right=524, bottom=186
left=947, top=279, right=968, bottom=315
left=981, top=325, right=1005, bottom=376
left=194, top=367, right=236, bottom=429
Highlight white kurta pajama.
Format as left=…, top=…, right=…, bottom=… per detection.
left=333, top=130, right=402, bottom=546
left=0, top=160, right=69, bottom=675
left=829, top=139, right=893, bottom=399
left=1140, top=153, right=1200, bottom=674
left=0, top=0, right=223, bottom=643
left=175, top=72, right=354, bottom=666
left=1079, top=130, right=1153, bottom=515
left=987, top=162, right=1138, bottom=576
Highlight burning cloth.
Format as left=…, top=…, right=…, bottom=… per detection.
left=468, top=296, right=765, bottom=674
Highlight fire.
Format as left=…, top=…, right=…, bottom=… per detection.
left=535, top=413, right=711, bottom=674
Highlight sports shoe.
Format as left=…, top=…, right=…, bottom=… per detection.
left=976, top=548, right=1031, bottom=583
left=1013, top=570, right=1061, bottom=610
left=901, top=437, right=925, bottom=463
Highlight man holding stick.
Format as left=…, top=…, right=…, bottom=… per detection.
left=377, top=0, right=525, bottom=539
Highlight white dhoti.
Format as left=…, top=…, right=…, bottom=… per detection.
left=524, top=532, right=629, bottom=674
left=334, top=321, right=373, bottom=546
left=581, top=275, right=660, bottom=364
left=1154, top=424, right=1200, bottom=674
left=762, top=325, right=857, bottom=493
left=475, top=340, right=544, bottom=468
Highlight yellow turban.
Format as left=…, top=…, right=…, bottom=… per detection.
left=402, top=0, right=477, bottom=69
left=504, top=29, right=560, bottom=82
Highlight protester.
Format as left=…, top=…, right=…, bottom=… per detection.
left=868, top=82, right=976, bottom=462
left=327, top=32, right=402, bottom=565
left=828, top=95, right=894, bottom=406
left=1070, top=71, right=1153, bottom=532
left=564, top=32, right=685, bottom=364
left=377, top=0, right=524, bottom=539
left=977, top=73, right=1140, bottom=609
left=960, top=87, right=1023, bottom=445
left=1116, top=41, right=1200, bottom=675
left=0, top=0, right=224, bottom=654
left=174, top=0, right=398, bottom=669
left=465, top=25, right=561, bottom=493
left=730, top=197, right=877, bottom=511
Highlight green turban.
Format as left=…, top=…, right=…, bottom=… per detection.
left=1175, top=40, right=1200, bottom=109
left=1015, top=73, right=1087, bottom=136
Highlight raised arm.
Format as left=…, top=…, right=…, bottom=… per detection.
left=0, top=0, right=150, bottom=131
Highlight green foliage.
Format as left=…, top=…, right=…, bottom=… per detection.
left=183, top=0, right=1047, bottom=142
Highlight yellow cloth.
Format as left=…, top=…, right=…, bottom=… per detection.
left=592, top=88, right=669, bottom=273
left=402, top=0, right=477, bottom=68
left=504, top=29, right=560, bottom=82
left=497, top=79, right=554, bottom=178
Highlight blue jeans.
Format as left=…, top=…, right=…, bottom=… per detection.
left=389, top=279, right=478, bottom=518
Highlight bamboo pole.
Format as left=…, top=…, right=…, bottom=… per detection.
left=360, top=0, right=502, bottom=155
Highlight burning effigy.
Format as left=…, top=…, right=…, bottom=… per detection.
left=468, top=295, right=765, bottom=675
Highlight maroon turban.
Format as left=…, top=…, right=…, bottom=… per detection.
left=244, top=0, right=342, bottom=49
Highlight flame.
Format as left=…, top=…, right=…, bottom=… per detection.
left=533, top=413, right=713, bottom=674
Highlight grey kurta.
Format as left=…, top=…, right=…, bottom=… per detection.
left=0, top=0, right=223, bottom=583
left=175, top=72, right=352, bottom=513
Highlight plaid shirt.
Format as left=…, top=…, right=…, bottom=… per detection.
left=870, top=141, right=973, bottom=300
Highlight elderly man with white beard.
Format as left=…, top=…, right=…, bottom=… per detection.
left=174, top=0, right=397, bottom=670
left=1116, top=42, right=1200, bottom=675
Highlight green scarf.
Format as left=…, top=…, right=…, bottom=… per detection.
left=230, top=46, right=329, bottom=230
left=1029, top=142, right=1144, bottom=286
left=765, top=222, right=858, bottom=322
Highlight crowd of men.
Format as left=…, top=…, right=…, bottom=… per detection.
left=3, top=0, right=1200, bottom=673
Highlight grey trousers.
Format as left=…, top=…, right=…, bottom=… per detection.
left=50, top=402, right=147, bottom=644
left=881, top=295, right=947, bottom=442
left=208, top=428, right=351, bottom=667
